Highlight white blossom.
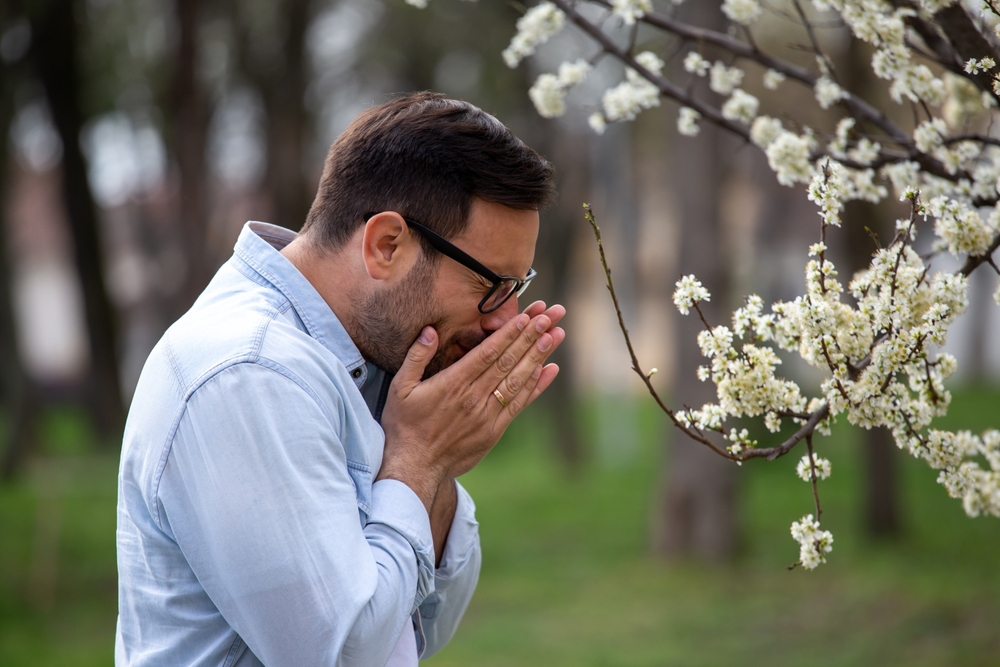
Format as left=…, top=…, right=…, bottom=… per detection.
left=697, top=325, right=734, bottom=358
left=722, top=0, right=762, bottom=25
left=601, top=52, right=663, bottom=122
left=815, top=77, right=848, bottom=109
left=611, top=0, right=651, bottom=25
left=790, top=515, right=833, bottom=569
left=673, top=275, right=710, bottom=314
left=502, top=2, right=565, bottom=68
left=796, top=453, right=832, bottom=481
left=634, top=51, right=664, bottom=76
left=827, top=117, right=854, bottom=158
left=928, top=195, right=994, bottom=256
left=881, top=161, right=921, bottom=198
left=965, top=57, right=996, bottom=75
left=684, top=51, right=711, bottom=77
left=677, top=106, right=701, bottom=137
left=557, top=59, right=590, bottom=86
left=913, top=118, right=947, bottom=153
left=404, top=0, right=428, bottom=7
left=750, top=116, right=783, bottom=148
left=943, top=74, right=986, bottom=128
left=808, top=160, right=849, bottom=227
left=588, top=112, right=607, bottom=135
left=528, top=59, right=593, bottom=119
left=848, top=138, right=881, bottom=166
left=844, top=166, right=887, bottom=203
left=710, top=61, right=744, bottom=95
left=602, top=78, right=659, bottom=121
left=721, top=89, right=759, bottom=123
left=528, top=74, right=566, bottom=118
left=766, top=131, right=815, bottom=186
left=528, top=59, right=590, bottom=118
left=763, top=69, right=786, bottom=90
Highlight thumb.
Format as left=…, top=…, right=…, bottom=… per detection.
left=394, top=326, right=438, bottom=394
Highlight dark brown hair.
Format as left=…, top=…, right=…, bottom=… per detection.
left=302, top=92, right=556, bottom=250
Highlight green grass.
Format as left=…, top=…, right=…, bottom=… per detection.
left=429, top=388, right=1000, bottom=666
left=1, top=389, right=999, bottom=666
left=0, top=455, right=118, bottom=667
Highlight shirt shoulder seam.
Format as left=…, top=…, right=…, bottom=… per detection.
left=151, top=357, right=343, bottom=531
left=150, top=303, right=311, bottom=531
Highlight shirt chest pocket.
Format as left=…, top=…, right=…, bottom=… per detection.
left=346, top=461, right=372, bottom=521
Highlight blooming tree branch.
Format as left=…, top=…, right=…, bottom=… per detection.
left=411, top=0, right=1000, bottom=569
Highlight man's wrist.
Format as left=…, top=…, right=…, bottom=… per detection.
left=375, top=459, right=446, bottom=515
left=429, top=477, right=458, bottom=568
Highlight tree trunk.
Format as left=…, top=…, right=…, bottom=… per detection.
left=964, top=267, right=992, bottom=385
left=533, top=124, right=589, bottom=471
left=864, top=426, right=901, bottom=536
left=31, top=0, right=125, bottom=439
left=653, top=0, right=738, bottom=561
left=261, top=0, right=313, bottom=232
left=0, top=45, right=39, bottom=479
left=231, top=0, right=314, bottom=232
left=170, top=0, right=214, bottom=312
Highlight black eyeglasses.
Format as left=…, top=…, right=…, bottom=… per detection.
left=365, top=213, right=536, bottom=313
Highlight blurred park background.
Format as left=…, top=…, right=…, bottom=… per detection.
left=1, top=0, right=1000, bottom=664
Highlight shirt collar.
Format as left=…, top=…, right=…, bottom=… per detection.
left=231, top=221, right=369, bottom=386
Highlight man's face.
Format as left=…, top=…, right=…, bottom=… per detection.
left=355, top=199, right=539, bottom=376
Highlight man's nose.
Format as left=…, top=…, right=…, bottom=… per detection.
left=480, top=295, right=520, bottom=334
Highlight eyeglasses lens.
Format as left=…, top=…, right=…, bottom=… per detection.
left=481, top=279, right=519, bottom=313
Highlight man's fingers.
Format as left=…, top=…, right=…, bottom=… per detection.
left=494, top=363, right=560, bottom=429
left=450, top=303, right=564, bottom=387
left=492, top=314, right=551, bottom=375
left=523, top=364, right=560, bottom=408
left=491, top=326, right=564, bottom=402
left=448, top=312, right=531, bottom=378
left=522, top=301, right=547, bottom=319
left=496, top=363, right=542, bottom=421
left=541, top=304, right=566, bottom=329
left=391, top=327, right=438, bottom=396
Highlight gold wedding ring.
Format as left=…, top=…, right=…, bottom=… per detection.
left=493, top=388, right=509, bottom=407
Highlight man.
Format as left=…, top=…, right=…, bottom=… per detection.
left=115, top=92, right=566, bottom=666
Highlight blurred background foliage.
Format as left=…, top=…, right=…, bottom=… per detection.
left=0, top=0, right=998, bottom=664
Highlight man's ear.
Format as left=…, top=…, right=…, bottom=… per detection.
left=360, top=212, right=420, bottom=281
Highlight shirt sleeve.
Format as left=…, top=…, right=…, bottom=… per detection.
left=417, top=480, right=481, bottom=659
left=155, top=362, right=434, bottom=667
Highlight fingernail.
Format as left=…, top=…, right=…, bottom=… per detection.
left=535, top=316, right=550, bottom=333
left=419, top=327, right=434, bottom=344
left=532, top=365, right=542, bottom=379
left=538, top=334, right=551, bottom=352
left=517, top=314, right=529, bottom=330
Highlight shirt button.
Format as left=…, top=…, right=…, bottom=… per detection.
left=351, top=368, right=362, bottom=379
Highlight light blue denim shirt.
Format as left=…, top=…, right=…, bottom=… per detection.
left=115, top=222, right=481, bottom=666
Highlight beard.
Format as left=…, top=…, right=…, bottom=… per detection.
left=352, top=257, right=486, bottom=377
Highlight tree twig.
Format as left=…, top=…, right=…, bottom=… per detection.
left=584, top=203, right=829, bottom=463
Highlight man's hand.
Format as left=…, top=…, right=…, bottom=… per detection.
left=377, top=301, right=565, bottom=514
